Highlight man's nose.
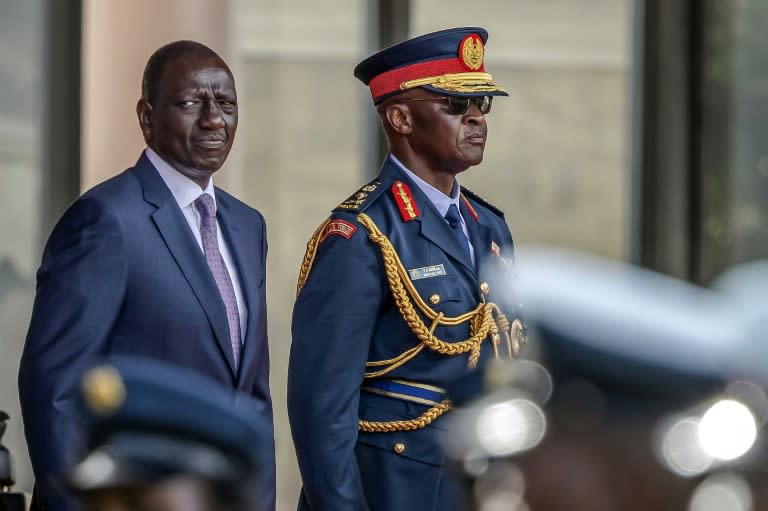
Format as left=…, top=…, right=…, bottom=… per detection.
left=198, top=100, right=225, bottom=130
left=464, top=103, right=486, bottom=126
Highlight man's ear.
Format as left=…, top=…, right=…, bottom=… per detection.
left=384, top=103, right=413, bottom=136
left=136, top=99, right=153, bottom=144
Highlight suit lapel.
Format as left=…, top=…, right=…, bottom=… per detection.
left=216, top=193, right=264, bottom=382
left=132, top=154, right=237, bottom=376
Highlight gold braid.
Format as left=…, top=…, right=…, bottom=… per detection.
left=359, top=400, right=451, bottom=432
left=358, top=212, right=494, bottom=377
left=356, top=213, right=517, bottom=433
left=296, top=217, right=331, bottom=296
left=295, top=213, right=516, bottom=433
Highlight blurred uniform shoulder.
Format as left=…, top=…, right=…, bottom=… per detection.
left=460, top=186, right=505, bottom=219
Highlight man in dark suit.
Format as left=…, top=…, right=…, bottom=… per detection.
left=289, top=27, right=524, bottom=511
left=18, top=40, right=274, bottom=511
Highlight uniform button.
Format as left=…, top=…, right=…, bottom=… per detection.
left=429, top=294, right=440, bottom=305
left=393, top=442, right=406, bottom=454
left=480, top=282, right=490, bottom=295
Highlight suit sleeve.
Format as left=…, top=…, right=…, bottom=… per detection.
left=251, top=213, right=276, bottom=511
left=18, top=196, right=127, bottom=510
left=288, top=216, right=383, bottom=511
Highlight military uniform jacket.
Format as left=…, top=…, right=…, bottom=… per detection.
left=288, top=156, right=520, bottom=511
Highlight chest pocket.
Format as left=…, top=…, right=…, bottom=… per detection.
left=410, top=275, right=462, bottom=310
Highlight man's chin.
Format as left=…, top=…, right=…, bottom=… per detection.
left=457, top=156, right=484, bottom=172
left=189, top=158, right=225, bottom=174
left=173, top=163, right=219, bottom=186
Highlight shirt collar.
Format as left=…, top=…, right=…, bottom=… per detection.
left=389, top=154, right=461, bottom=217
left=145, top=148, right=216, bottom=210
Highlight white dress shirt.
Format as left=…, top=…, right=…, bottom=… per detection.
left=146, top=148, right=247, bottom=342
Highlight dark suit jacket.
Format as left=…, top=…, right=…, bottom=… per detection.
left=289, top=156, right=519, bottom=511
left=18, top=152, right=275, bottom=511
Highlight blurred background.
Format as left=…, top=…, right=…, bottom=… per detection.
left=2, top=0, right=768, bottom=509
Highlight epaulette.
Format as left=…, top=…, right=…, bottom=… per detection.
left=333, top=178, right=386, bottom=213
left=460, top=186, right=505, bottom=218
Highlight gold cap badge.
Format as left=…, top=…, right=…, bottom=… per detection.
left=459, top=34, right=484, bottom=71
left=82, top=365, right=126, bottom=416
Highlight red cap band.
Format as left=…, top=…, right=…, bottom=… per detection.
left=368, top=58, right=485, bottom=101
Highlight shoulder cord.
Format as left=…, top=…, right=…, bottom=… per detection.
left=356, top=212, right=515, bottom=432
left=294, top=213, right=514, bottom=432
left=358, top=399, right=452, bottom=433
left=357, top=212, right=503, bottom=374
left=296, top=217, right=331, bottom=296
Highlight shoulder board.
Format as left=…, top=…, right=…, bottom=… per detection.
left=460, top=186, right=505, bottom=218
left=333, top=178, right=385, bottom=213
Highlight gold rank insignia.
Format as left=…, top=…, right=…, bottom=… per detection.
left=336, top=180, right=381, bottom=212
left=82, top=365, right=126, bottom=416
left=459, top=34, right=484, bottom=71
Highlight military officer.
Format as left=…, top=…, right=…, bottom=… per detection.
left=288, top=27, right=524, bottom=511
left=66, top=356, right=271, bottom=511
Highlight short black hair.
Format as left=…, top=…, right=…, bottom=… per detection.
left=141, top=40, right=232, bottom=105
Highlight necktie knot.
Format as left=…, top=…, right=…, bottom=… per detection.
left=445, top=203, right=462, bottom=228
left=195, top=193, right=216, bottom=220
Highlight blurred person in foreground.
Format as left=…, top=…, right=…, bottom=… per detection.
left=19, top=40, right=274, bottom=510
left=289, top=27, right=524, bottom=511
left=67, top=357, right=270, bottom=511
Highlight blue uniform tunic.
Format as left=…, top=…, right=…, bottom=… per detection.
left=289, top=156, right=521, bottom=511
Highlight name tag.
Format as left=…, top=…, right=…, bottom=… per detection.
left=408, top=264, right=447, bottom=280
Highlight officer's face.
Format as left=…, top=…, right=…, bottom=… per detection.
left=404, top=89, right=488, bottom=174
left=137, top=55, right=238, bottom=188
left=81, top=477, right=220, bottom=511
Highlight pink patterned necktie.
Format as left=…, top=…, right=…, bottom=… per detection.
left=195, top=193, right=241, bottom=369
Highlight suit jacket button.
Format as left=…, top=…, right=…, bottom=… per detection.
left=393, top=442, right=406, bottom=454
left=480, top=282, right=490, bottom=295
left=429, top=294, right=440, bottom=305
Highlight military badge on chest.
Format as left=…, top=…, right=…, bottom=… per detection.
left=490, top=240, right=516, bottom=275
left=488, top=241, right=526, bottom=355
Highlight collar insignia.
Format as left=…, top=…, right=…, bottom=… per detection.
left=391, top=181, right=420, bottom=222
left=461, top=194, right=479, bottom=221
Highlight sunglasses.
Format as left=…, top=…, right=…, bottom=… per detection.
left=401, top=95, right=493, bottom=115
